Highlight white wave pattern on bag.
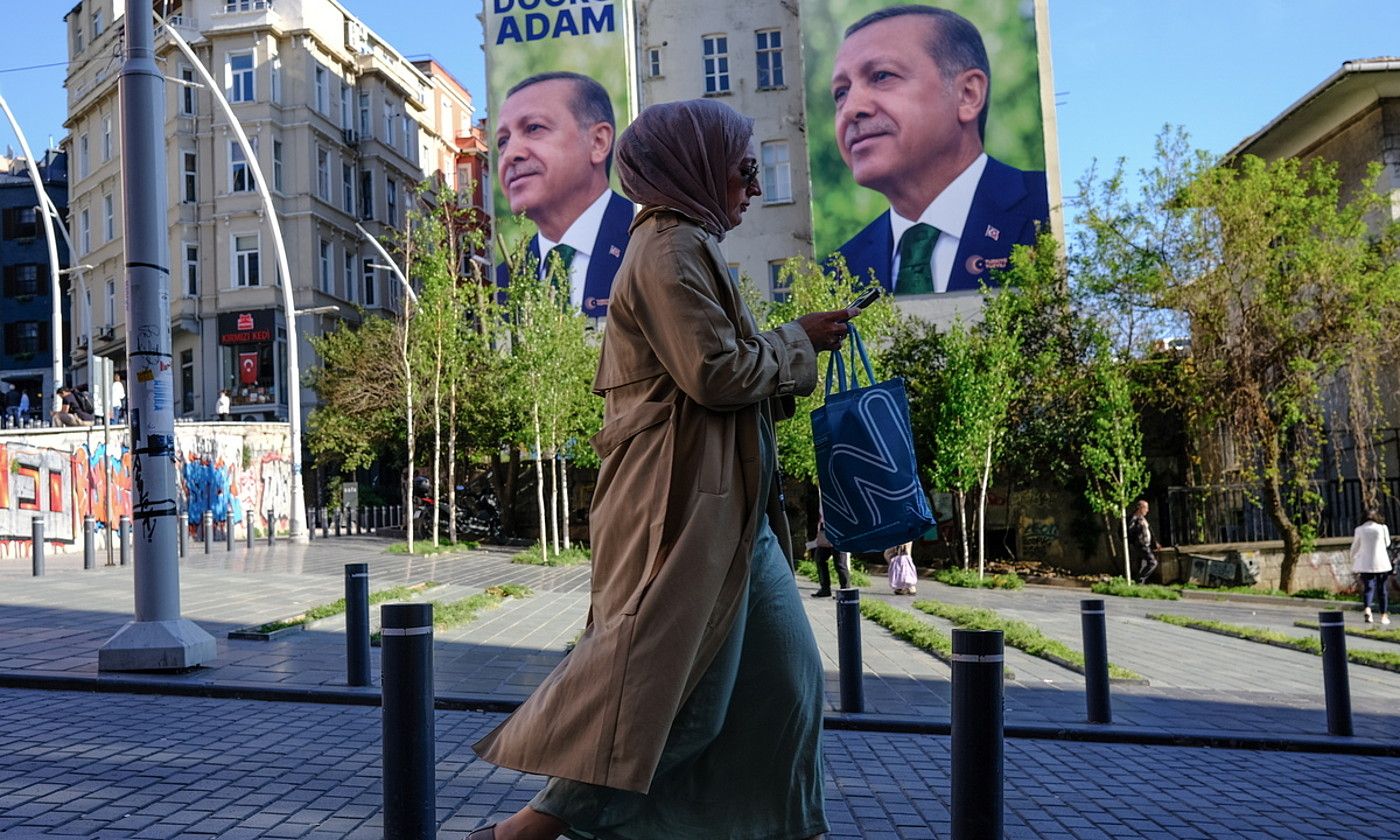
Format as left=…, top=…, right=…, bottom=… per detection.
left=819, top=386, right=926, bottom=545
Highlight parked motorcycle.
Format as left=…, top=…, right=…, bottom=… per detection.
left=411, top=476, right=502, bottom=543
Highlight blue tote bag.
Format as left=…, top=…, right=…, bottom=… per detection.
left=811, top=322, right=935, bottom=553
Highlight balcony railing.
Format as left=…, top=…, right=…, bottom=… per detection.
left=1166, top=478, right=1400, bottom=546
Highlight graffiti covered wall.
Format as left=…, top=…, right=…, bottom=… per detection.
left=0, top=422, right=290, bottom=555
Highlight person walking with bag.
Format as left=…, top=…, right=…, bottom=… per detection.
left=469, top=99, right=853, bottom=840
left=1351, top=510, right=1392, bottom=624
left=886, top=542, right=917, bottom=595
left=808, top=509, right=851, bottom=597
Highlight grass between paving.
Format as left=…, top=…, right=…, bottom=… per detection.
left=252, top=582, right=438, bottom=635
left=1294, top=619, right=1400, bottom=645
left=370, top=583, right=533, bottom=645
left=386, top=540, right=479, bottom=555
left=915, top=599, right=1142, bottom=681
left=933, top=567, right=1025, bottom=590
left=859, top=599, right=1014, bottom=679
left=795, top=557, right=873, bottom=588
left=1147, top=613, right=1400, bottom=673
left=1177, top=583, right=1360, bottom=602
left=512, top=544, right=592, bottom=566
left=1090, top=579, right=1180, bottom=600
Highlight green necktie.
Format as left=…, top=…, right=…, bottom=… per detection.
left=895, top=223, right=939, bottom=294
left=544, top=244, right=577, bottom=298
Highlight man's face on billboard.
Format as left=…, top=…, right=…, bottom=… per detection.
left=831, top=17, right=983, bottom=206
left=496, top=79, right=609, bottom=223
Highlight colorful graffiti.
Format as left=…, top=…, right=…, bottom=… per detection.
left=0, top=423, right=291, bottom=554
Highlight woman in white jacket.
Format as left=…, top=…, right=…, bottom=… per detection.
left=1350, top=510, right=1393, bottom=625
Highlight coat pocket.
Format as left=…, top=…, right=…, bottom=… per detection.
left=591, top=400, right=673, bottom=460
left=697, top=413, right=735, bottom=496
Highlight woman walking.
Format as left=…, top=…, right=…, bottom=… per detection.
left=469, top=99, right=853, bottom=840
left=1351, top=510, right=1393, bottom=624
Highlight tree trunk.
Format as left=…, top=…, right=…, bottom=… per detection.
left=559, top=454, right=572, bottom=550
left=954, top=488, right=969, bottom=569
left=533, top=402, right=548, bottom=564
left=1120, top=514, right=1131, bottom=581
left=548, top=447, right=560, bottom=555
left=403, top=327, right=414, bottom=557
left=489, top=450, right=521, bottom=537
left=1262, top=471, right=1304, bottom=592
left=431, top=334, right=442, bottom=547
left=977, top=438, right=992, bottom=580
left=447, top=384, right=457, bottom=545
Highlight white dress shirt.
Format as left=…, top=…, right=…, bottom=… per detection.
left=1351, top=520, right=1394, bottom=573
left=536, top=188, right=613, bottom=310
left=888, top=153, right=988, bottom=294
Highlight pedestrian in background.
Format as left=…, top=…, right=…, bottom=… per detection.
left=216, top=389, right=232, bottom=421
left=110, top=372, right=126, bottom=423
left=808, top=509, right=851, bottom=597
left=1128, top=499, right=1159, bottom=584
left=1350, top=509, right=1392, bottom=624
left=886, top=542, right=917, bottom=595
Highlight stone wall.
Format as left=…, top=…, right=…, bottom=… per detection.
left=0, top=422, right=291, bottom=557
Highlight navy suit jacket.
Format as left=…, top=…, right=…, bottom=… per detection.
left=495, top=190, right=634, bottom=318
left=834, top=157, right=1048, bottom=294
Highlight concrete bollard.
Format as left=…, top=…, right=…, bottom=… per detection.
left=381, top=602, right=435, bottom=839
left=835, top=587, right=865, bottom=713
left=1080, top=599, right=1112, bottom=724
left=31, top=516, right=44, bottom=576
left=267, top=509, right=275, bottom=546
left=119, top=515, right=131, bottom=567
left=1319, top=610, right=1353, bottom=736
left=84, top=515, right=96, bottom=570
left=951, top=629, right=1004, bottom=840
left=346, top=563, right=371, bottom=688
left=245, top=511, right=254, bottom=549
left=203, top=510, right=213, bottom=554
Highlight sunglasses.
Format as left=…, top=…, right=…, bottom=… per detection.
left=739, top=159, right=759, bottom=188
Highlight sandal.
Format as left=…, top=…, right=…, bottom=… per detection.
left=467, top=825, right=497, bottom=839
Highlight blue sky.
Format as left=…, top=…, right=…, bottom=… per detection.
left=3, top=1, right=1400, bottom=202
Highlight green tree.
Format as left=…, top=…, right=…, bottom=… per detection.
left=1081, top=355, right=1150, bottom=580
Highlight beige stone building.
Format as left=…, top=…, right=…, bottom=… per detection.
left=63, top=0, right=477, bottom=422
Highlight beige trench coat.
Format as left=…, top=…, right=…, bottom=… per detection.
left=474, top=207, right=817, bottom=794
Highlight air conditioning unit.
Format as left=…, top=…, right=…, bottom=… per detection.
left=341, top=128, right=359, bottom=146
left=96, top=326, right=115, bottom=342
left=76, top=335, right=88, bottom=349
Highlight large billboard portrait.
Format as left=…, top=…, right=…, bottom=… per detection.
left=483, top=0, right=636, bottom=318
left=801, top=0, right=1057, bottom=304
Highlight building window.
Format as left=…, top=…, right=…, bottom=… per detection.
left=272, top=140, right=283, bottom=192
left=2, top=264, right=42, bottom=297
left=386, top=178, right=398, bottom=226
left=221, top=343, right=277, bottom=408
left=91, top=10, right=104, bottom=39
left=359, top=92, right=371, bottom=139
left=647, top=47, right=663, bottom=78
left=78, top=134, right=90, bottom=178
left=755, top=29, right=784, bottom=89
left=80, top=209, right=91, bottom=254
left=360, top=170, right=374, bottom=220
left=314, top=65, right=327, bottom=113
left=270, top=57, right=282, bottom=104
left=73, top=17, right=84, bottom=53
left=5, top=321, right=45, bottom=357
left=184, top=244, right=199, bottom=296
left=384, top=102, right=395, bottom=147
left=182, top=152, right=197, bottom=203
left=770, top=260, right=790, bottom=302
left=227, top=52, right=254, bottom=103
left=362, top=259, right=377, bottom=307
left=230, top=140, right=256, bottom=192
left=178, top=65, right=197, bottom=115
left=102, top=193, right=114, bottom=241
left=180, top=349, right=195, bottom=414
left=2, top=207, right=38, bottom=239
left=102, top=115, right=112, bottom=161
left=319, top=239, right=332, bottom=293
left=702, top=35, right=730, bottom=94
left=105, top=278, right=116, bottom=325
left=342, top=162, right=355, bottom=214
left=234, top=233, right=260, bottom=287
left=760, top=141, right=792, bottom=203
left=341, top=83, right=353, bottom=131
left=316, top=146, right=330, bottom=200
left=344, top=252, right=356, bottom=303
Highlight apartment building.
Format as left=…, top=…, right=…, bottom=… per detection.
left=635, top=3, right=810, bottom=299
left=63, top=0, right=476, bottom=422
left=0, top=150, right=70, bottom=409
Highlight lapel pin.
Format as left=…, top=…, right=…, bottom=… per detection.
left=609, top=245, right=621, bottom=258
left=985, top=225, right=1000, bottom=241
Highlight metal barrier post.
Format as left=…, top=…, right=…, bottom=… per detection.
left=306, top=507, right=315, bottom=541
left=1319, top=610, right=1353, bottom=736
left=178, top=511, right=187, bottom=558
left=226, top=515, right=235, bottom=551
left=267, top=508, right=275, bottom=545
left=203, top=510, right=213, bottom=554
left=119, top=515, right=131, bottom=567
left=381, top=602, right=435, bottom=839
left=321, top=508, right=329, bottom=539
left=84, top=515, right=96, bottom=570
left=1081, top=599, right=1112, bottom=724
left=334, top=507, right=342, bottom=538
left=951, top=629, right=1004, bottom=840
left=835, top=587, right=865, bottom=713
left=346, top=563, right=371, bottom=687
left=31, top=516, right=44, bottom=576
left=245, top=511, right=254, bottom=549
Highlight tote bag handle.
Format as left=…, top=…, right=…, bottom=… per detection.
left=823, top=321, right=877, bottom=398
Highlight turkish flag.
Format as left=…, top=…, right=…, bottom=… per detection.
left=239, top=352, right=259, bottom=385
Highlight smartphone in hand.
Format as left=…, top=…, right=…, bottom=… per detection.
left=847, top=286, right=883, bottom=313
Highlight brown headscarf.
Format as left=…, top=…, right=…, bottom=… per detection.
left=616, top=99, right=754, bottom=240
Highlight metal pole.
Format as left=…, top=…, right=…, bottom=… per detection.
left=203, top=510, right=213, bottom=555
left=245, top=511, right=254, bottom=549
left=306, top=507, right=315, bottom=541
left=118, top=515, right=131, bottom=567
left=835, top=587, right=865, bottom=713
left=84, top=515, right=96, bottom=570
left=334, top=507, right=342, bottom=538
left=226, top=512, right=235, bottom=552
left=97, top=12, right=215, bottom=671
left=951, top=629, right=1004, bottom=840
left=381, top=602, right=435, bottom=839
left=1319, top=610, right=1353, bottom=736
left=346, top=563, right=371, bottom=687
left=322, top=508, right=330, bottom=539
left=31, top=516, right=44, bottom=577
left=178, top=509, right=186, bottom=558
left=1080, top=599, right=1112, bottom=724
left=267, top=508, right=275, bottom=546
